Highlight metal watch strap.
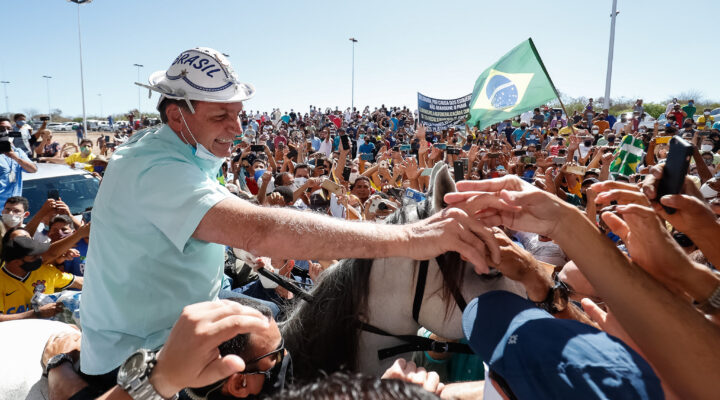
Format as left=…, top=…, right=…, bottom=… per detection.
left=123, top=350, right=178, bottom=400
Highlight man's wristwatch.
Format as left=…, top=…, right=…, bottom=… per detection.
left=43, top=353, right=75, bottom=377
left=117, top=349, right=177, bottom=400
left=535, top=279, right=569, bottom=315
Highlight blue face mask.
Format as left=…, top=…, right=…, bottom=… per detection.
left=16, top=120, right=25, bottom=127
left=178, top=109, right=224, bottom=163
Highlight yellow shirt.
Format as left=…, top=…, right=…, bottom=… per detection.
left=697, top=115, right=715, bottom=130
left=558, top=126, right=573, bottom=136
left=0, top=263, right=75, bottom=315
left=65, top=152, right=96, bottom=172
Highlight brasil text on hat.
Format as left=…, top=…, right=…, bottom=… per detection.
left=462, top=291, right=663, bottom=400
left=135, top=47, right=254, bottom=113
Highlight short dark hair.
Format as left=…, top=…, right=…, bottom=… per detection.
left=13, top=113, right=25, bottom=121
left=80, top=139, right=93, bottom=147
left=275, top=172, right=293, bottom=187
left=4, top=196, right=29, bottom=212
left=278, top=371, right=440, bottom=400
left=295, top=164, right=309, bottom=173
left=273, top=186, right=294, bottom=204
left=0, top=117, right=10, bottom=124
left=158, top=97, right=197, bottom=124
left=50, top=214, right=74, bottom=228
left=217, top=296, right=273, bottom=358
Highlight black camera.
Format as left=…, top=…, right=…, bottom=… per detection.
left=0, top=130, right=22, bottom=153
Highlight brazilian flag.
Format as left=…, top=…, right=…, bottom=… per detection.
left=610, top=135, right=645, bottom=176
left=468, top=39, right=558, bottom=129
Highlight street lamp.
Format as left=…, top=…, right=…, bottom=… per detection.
left=349, top=37, right=358, bottom=112
left=603, top=0, right=619, bottom=110
left=42, top=75, right=52, bottom=121
left=67, top=0, right=93, bottom=135
left=133, top=63, right=144, bottom=116
left=0, top=81, right=9, bottom=116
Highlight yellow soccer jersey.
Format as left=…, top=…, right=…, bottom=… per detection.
left=0, top=264, right=75, bottom=315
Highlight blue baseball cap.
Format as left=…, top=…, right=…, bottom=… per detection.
left=462, top=291, right=663, bottom=399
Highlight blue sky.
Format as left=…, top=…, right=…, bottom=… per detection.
left=2, top=0, right=718, bottom=118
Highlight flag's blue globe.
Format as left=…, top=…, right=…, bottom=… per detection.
left=486, top=75, right=518, bottom=109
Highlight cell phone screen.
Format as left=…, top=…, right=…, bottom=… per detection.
left=48, top=189, right=60, bottom=200
left=453, top=161, right=464, bottom=182
left=657, top=136, right=693, bottom=214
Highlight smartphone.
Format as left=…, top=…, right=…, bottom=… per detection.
left=435, top=143, right=447, bottom=150
left=655, top=136, right=672, bottom=145
left=488, top=153, right=500, bottom=159
left=321, top=178, right=344, bottom=196
left=604, top=147, right=617, bottom=153
left=40, top=116, right=50, bottom=122
left=399, top=144, right=411, bottom=152
left=340, top=134, right=350, bottom=150
left=360, top=153, right=374, bottom=161
left=342, top=166, right=351, bottom=182
left=420, top=168, right=433, bottom=177
left=657, top=136, right=693, bottom=214
left=513, top=150, right=526, bottom=156
left=0, top=140, right=11, bottom=153
left=404, top=188, right=426, bottom=202
left=446, top=147, right=460, bottom=155
left=47, top=189, right=60, bottom=200
left=522, top=156, right=536, bottom=164
left=453, top=161, right=464, bottom=182
left=250, top=144, right=265, bottom=152
left=82, top=209, right=92, bottom=223
left=287, top=149, right=298, bottom=160
left=553, top=156, right=566, bottom=165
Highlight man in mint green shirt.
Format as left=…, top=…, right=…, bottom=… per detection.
left=682, top=100, right=696, bottom=121
left=79, top=48, right=504, bottom=390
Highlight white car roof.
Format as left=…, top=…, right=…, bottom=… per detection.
left=23, top=163, right=91, bottom=180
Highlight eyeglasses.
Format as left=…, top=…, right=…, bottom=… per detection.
left=241, top=338, right=285, bottom=376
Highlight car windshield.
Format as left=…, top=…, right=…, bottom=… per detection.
left=23, top=174, right=100, bottom=219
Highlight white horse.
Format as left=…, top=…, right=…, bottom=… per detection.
left=282, top=163, right=525, bottom=381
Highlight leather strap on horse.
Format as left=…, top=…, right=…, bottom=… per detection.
left=359, top=321, right=474, bottom=360
left=412, top=257, right=467, bottom=324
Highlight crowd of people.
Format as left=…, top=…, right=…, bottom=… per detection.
left=1, top=46, right=719, bottom=400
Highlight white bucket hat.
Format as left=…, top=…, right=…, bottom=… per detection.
left=135, top=47, right=254, bottom=113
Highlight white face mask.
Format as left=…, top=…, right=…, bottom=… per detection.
left=2, top=213, right=23, bottom=228
left=701, top=144, right=713, bottom=152
left=258, top=267, right=280, bottom=289
left=592, top=129, right=599, bottom=134
left=178, top=109, right=223, bottom=162
left=700, top=182, right=718, bottom=199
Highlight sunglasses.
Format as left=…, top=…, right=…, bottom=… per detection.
left=241, top=338, right=285, bottom=376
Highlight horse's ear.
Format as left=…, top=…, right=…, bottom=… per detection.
left=426, top=162, right=456, bottom=214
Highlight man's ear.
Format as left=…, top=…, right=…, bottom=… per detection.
left=165, top=104, right=183, bottom=134
left=226, top=373, right=250, bottom=398
left=23, top=211, right=29, bottom=219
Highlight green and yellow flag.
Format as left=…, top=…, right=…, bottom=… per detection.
left=468, top=39, right=558, bottom=129
left=610, top=135, right=645, bottom=176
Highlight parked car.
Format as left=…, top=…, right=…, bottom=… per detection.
left=22, top=164, right=100, bottom=220
left=64, top=122, right=78, bottom=130
left=47, top=122, right=69, bottom=131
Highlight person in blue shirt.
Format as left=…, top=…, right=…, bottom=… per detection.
left=511, top=123, right=528, bottom=146
left=0, top=118, right=38, bottom=208
left=358, top=136, right=375, bottom=161
left=79, top=48, right=495, bottom=394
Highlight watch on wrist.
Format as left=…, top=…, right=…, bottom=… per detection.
left=117, top=349, right=177, bottom=400
left=535, top=280, right=569, bottom=315
left=43, top=353, right=75, bottom=377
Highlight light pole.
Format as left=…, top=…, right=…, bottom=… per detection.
left=134, top=63, right=143, bottom=117
left=349, top=37, right=357, bottom=112
left=98, top=93, right=103, bottom=118
left=68, top=0, right=92, bottom=135
left=42, top=75, right=52, bottom=121
left=0, top=81, right=9, bottom=116
left=603, top=0, right=618, bottom=110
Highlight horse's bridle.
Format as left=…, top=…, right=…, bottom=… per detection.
left=358, top=256, right=474, bottom=361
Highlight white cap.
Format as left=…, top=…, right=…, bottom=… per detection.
left=136, top=47, right=254, bottom=113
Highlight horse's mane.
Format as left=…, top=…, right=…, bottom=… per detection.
left=281, top=256, right=372, bottom=382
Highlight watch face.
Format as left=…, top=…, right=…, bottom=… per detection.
left=118, top=352, right=146, bottom=385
